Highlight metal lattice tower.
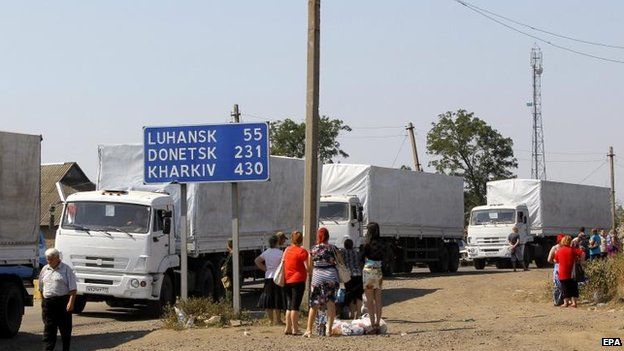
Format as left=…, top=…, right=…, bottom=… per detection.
left=530, top=46, right=546, bottom=180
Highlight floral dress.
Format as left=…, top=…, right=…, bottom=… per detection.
left=309, top=243, right=339, bottom=307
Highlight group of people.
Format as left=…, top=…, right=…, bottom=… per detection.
left=249, top=222, right=385, bottom=337
left=547, top=227, right=622, bottom=308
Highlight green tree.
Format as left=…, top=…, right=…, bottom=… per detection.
left=426, top=110, right=517, bottom=213
left=269, top=116, right=352, bottom=163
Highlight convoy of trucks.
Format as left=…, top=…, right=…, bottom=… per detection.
left=1, top=128, right=617, bottom=334
left=466, top=179, right=611, bottom=269
left=0, top=131, right=41, bottom=338
left=321, top=164, right=465, bottom=274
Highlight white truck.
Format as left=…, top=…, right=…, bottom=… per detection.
left=320, top=164, right=465, bottom=274
left=467, top=179, right=611, bottom=269
left=0, top=131, right=41, bottom=337
left=54, top=144, right=306, bottom=315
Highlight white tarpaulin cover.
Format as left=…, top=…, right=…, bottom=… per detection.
left=487, top=179, right=611, bottom=235
left=98, top=144, right=306, bottom=254
left=0, top=131, right=40, bottom=248
left=321, top=164, right=464, bottom=238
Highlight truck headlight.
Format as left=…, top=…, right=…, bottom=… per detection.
left=130, top=279, right=140, bottom=288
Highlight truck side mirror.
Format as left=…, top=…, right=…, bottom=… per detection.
left=163, top=218, right=172, bottom=235
left=357, top=206, right=364, bottom=222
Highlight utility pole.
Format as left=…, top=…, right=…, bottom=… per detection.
left=609, top=146, right=616, bottom=229
left=303, top=0, right=320, bottom=251
left=405, top=122, right=422, bottom=171
left=231, top=104, right=241, bottom=315
left=530, top=46, right=546, bottom=180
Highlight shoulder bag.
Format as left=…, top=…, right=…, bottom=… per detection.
left=333, top=246, right=351, bottom=283
left=273, top=247, right=289, bottom=287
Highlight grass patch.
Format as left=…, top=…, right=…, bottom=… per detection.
left=162, top=297, right=248, bottom=330
left=580, top=255, right=624, bottom=303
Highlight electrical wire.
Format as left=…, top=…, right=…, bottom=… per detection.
left=391, top=135, right=409, bottom=168
left=453, top=0, right=624, bottom=64
left=578, top=161, right=607, bottom=183
left=454, top=0, right=624, bottom=49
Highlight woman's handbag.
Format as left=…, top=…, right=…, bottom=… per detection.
left=273, top=247, right=289, bottom=287
left=333, top=247, right=352, bottom=284
left=571, top=261, right=586, bottom=282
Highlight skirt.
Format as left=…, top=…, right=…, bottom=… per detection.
left=559, top=279, right=579, bottom=299
left=257, top=278, right=285, bottom=309
left=363, top=259, right=383, bottom=290
left=309, top=266, right=339, bottom=307
left=344, top=275, right=364, bottom=305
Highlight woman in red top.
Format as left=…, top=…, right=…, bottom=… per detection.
left=554, top=235, right=585, bottom=308
left=282, top=231, right=309, bottom=335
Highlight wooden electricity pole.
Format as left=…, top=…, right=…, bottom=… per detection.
left=406, top=122, right=422, bottom=171
left=303, top=0, right=321, bottom=250
left=231, top=104, right=241, bottom=314
left=609, top=146, right=616, bottom=229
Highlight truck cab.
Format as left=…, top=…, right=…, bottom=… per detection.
left=54, top=190, right=179, bottom=313
left=318, top=195, right=364, bottom=248
left=466, top=203, right=531, bottom=269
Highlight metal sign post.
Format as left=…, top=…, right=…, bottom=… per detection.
left=231, top=104, right=241, bottom=315
left=180, top=183, right=188, bottom=300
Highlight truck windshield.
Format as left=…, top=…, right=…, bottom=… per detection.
left=319, top=202, right=350, bottom=222
left=61, top=202, right=151, bottom=234
left=470, top=209, right=515, bottom=225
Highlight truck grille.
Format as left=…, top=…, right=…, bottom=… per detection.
left=84, top=278, right=114, bottom=285
left=475, top=237, right=507, bottom=245
left=71, top=255, right=130, bottom=271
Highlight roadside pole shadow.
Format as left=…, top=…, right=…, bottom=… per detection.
left=0, top=330, right=152, bottom=351
left=382, top=287, right=438, bottom=306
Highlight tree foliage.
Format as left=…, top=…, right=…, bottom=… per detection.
left=269, top=116, right=352, bottom=163
left=426, top=110, right=518, bottom=212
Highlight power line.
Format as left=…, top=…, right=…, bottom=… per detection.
left=578, top=161, right=607, bottom=183
left=391, top=135, right=409, bottom=168
left=455, top=0, right=624, bottom=49
left=453, top=0, right=624, bottom=64
left=341, top=134, right=406, bottom=139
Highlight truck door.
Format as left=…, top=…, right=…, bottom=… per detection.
left=151, top=209, right=172, bottom=265
left=350, top=204, right=364, bottom=247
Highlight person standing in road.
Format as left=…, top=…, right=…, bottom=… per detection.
left=362, top=222, right=385, bottom=334
left=282, top=231, right=308, bottom=336
left=572, top=227, right=590, bottom=258
left=508, top=226, right=527, bottom=272
left=341, top=238, right=364, bottom=319
left=588, top=228, right=602, bottom=261
left=221, top=239, right=234, bottom=303
left=254, top=235, right=285, bottom=325
left=39, top=248, right=77, bottom=351
left=554, top=235, right=585, bottom=308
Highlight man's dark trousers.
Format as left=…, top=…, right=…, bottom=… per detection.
left=42, top=295, right=72, bottom=351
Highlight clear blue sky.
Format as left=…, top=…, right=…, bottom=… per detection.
left=2, top=1, right=624, bottom=199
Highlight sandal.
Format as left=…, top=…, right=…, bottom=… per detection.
left=302, top=331, right=312, bottom=338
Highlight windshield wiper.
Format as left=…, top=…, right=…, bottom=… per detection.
left=64, top=224, right=92, bottom=235
left=103, top=227, right=134, bottom=239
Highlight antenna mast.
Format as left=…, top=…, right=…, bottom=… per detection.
left=530, top=46, right=546, bottom=180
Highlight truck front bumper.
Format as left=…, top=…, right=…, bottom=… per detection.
left=76, top=272, right=155, bottom=300
left=467, top=245, right=510, bottom=260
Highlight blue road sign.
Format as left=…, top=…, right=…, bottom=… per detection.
left=143, top=122, right=270, bottom=184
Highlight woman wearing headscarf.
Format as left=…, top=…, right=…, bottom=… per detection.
left=363, top=222, right=384, bottom=333
left=304, top=227, right=340, bottom=338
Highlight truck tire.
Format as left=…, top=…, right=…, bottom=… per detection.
left=402, top=262, right=414, bottom=274
left=447, top=244, right=460, bottom=273
left=427, top=263, right=439, bottom=273
left=534, top=256, right=548, bottom=268
left=0, top=282, right=23, bottom=338
left=473, top=259, right=486, bottom=270
left=195, top=263, right=216, bottom=299
left=437, top=246, right=450, bottom=273
left=149, top=274, right=174, bottom=318
left=72, top=295, right=87, bottom=314
left=495, top=259, right=511, bottom=269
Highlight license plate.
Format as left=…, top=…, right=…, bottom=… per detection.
left=86, top=286, right=109, bottom=294
left=484, top=251, right=498, bottom=256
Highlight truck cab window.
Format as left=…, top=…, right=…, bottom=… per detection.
left=153, top=210, right=164, bottom=232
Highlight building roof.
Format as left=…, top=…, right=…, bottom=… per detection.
left=40, top=162, right=95, bottom=227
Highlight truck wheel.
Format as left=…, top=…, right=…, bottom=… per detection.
left=0, top=282, right=23, bottom=338
left=534, top=256, right=548, bottom=268
left=72, top=296, right=87, bottom=314
left=473, top=259, right=486, bottom=270
left=436, top=246, right=450, bottom=273
left=427, top=263, right=439, bottom=273
left=447, top=244, right=460, bottom=273
left=150, top=274, right=174, bottom=318
left=402, top=262, right=414, bottom=274
left=495, top=260, right=509, bottom=269
left=196, top=263, right=215, bottom=299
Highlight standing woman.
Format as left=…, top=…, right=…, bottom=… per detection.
left=554, top=235, right=585, bottom=308
left=304, top=228, right=340, bottom=338
left=282, top=231, right=309, bottom=335
left=254, top=235, right=285, bottom=325
left=362, top=222, right=384, bottom=334
left=608, top=229, right=621, bottom=256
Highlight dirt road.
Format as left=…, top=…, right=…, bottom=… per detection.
left=3, top=266, right=623, bottom=350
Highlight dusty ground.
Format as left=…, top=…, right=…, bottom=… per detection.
left=3, top=266, right=624, bottom=351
